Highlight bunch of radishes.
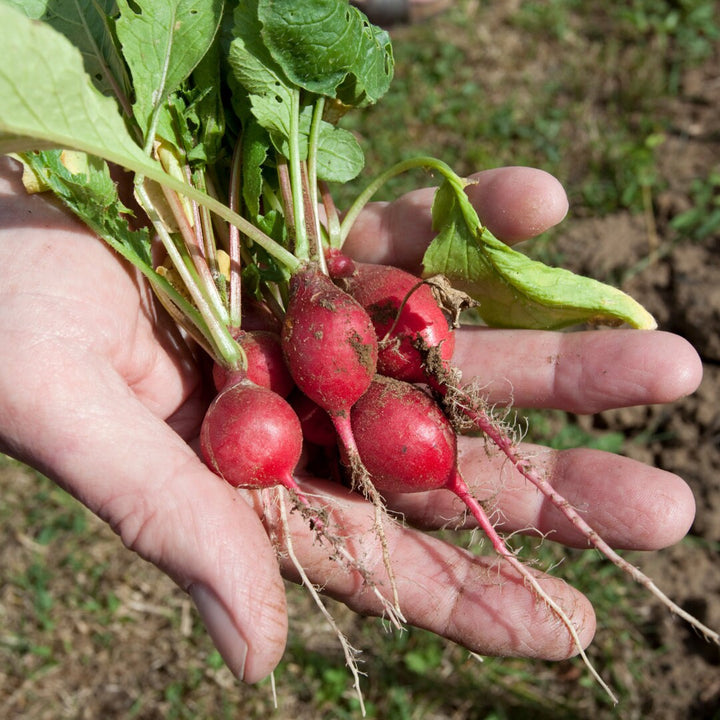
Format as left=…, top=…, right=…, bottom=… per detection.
left=201, top=255, right=466, bottom=513
left=197, top=247, right=720, bottom=704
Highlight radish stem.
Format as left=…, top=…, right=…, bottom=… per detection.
left=339, top=156, right=470, bottom=243
left=228, top=138, right=243, bottom=329
left=135, top=180, right=245, bottom=369
left=308, top=98, right=328, bottom=274
left=288, top=89, right=309, bottom=260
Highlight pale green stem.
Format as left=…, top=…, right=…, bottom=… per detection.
left=320, top=181, right=342, bottom=248
left=339, top=156, right=465, bottom=244
left=193, top=170, right=221, bottom=283
left=262, top=184, right=284, bottom=215
left=288, top=89, right=309, bottom=260
left=136, top=180, right=244, bottom=369
left=276, top=156, right=294, bottom=233
left=162, top=172, right=300, bottom=274
left=308, top=98, right=327, bottom=273
left=159, top=181, right=230, bottom=328
left=228, top=138, right=243, bottom=329
left=44, top=126, right=303, bottom=273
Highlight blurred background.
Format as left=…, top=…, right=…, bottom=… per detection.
left=2, top=1, right=719, bottom=718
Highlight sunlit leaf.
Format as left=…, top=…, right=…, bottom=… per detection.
left=424, top=179, right=657, bottom=330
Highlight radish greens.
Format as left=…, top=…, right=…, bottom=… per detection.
left=0, top=0, right=656, bottom=337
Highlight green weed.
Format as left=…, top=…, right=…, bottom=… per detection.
left=670, top=169, right=720, bottom=241
left=619, top=0, right=720, bottom=75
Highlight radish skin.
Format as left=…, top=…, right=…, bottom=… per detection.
left=200, top=381, right=307, bottom=499
left=281, top=263, right=379, bottom=460
left=281, top=263, right=378, bottom=420
left=213, top=330, right=294, bottom=397
left=351, top=376, right=452, bottom=494
left=334, top=260, right=454, bottom=386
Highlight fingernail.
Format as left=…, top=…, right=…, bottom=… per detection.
left=190, top=583, right=248, bottom=681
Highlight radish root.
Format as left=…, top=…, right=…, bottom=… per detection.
left=290, top=485, right=406, bottom=629
left=333, top=414, right=404, bottom=621
left=277, top=490, right=368, bottom=716
left=447, top=471, right=618, bottom=704
left=442, top=381, right=720, bottom=647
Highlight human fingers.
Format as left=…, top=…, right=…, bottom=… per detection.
left=267, top=477, right=596, bottom=661
left=342, top=166, right=568, bottom=271
left=451, top=327, right=703, bottom=413
left=382, top=440, right=696, bottom=552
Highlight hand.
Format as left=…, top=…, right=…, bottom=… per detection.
left=0, top=157, right=701, bottom=683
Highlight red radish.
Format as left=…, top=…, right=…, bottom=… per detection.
left=289, top=390, right=337, bottom=447
left=332, top=258, right=454, bottom=387
left=281, top=263, right=377, bottom=455
left=351, top=376, right=452, bottom=494
left=350, top=376, right=509, bottom=546
left=200, top=381, right=307, bottom=498
left=282, top=263, right=401, bottom=611
left=213, top=330, right=294, bottom=397
left=350, top=374, right=611, bottom=694
left=325, top=247, right=356, bottom=278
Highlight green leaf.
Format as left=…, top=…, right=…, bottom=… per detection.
left=20, top=149, right=153, bottom=268
left=244, top=92, right=293, bottom=144
left=115, top=0, right=224, bottom=138
left=335, top=20, right=394, bottom=108
left=0, top=5, right=299, bottom=275
left=185, top=39, right=224, bottom=165
left=269, top=107, right=364, bottom=182
left=424, top=180, right=657, bottom=330
left=241, top=120, right=271, bottom=219
left=228, top=3, right=364, bottom=181
left=12, top=0, right=131, bottom=103
left=303, top=114, right=364, bottom=182
left=258, top=0, right=354, bottom=97
left=0, top=3, right=159, bottom=175
left=258, top=0, right=393, bottom=106
left=226, top=0, right=293, bottom=138
left=3, top=0, right=47, bottom=16
left=166, top=45, right=225, bottom=171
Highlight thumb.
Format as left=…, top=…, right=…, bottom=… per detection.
left=3, top=351, right=287, bottom=683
